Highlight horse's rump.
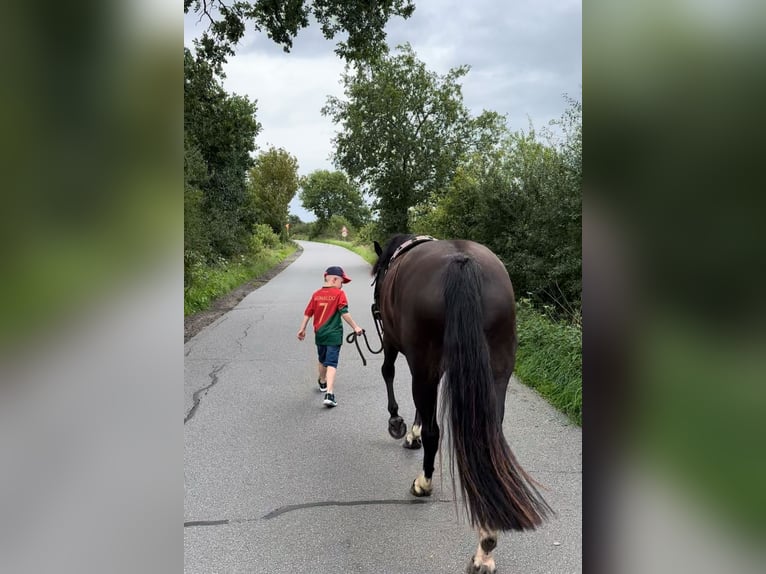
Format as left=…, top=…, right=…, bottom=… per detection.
left=378, top=240, right=516, bottom=359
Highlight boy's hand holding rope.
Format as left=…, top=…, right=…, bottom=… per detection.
left=347, top=303, right=387, bottom=366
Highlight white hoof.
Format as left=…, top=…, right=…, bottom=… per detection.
left=410, top=472, right=432, bottom=497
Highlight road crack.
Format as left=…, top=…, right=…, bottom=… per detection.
left=184, top=363, right=226, bottom=423
left=236, top=316, right=260, bottom=354
left=184, top=498, right=454, bottom=527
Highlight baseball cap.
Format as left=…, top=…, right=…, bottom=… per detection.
left=325, top=266, right=352, bottom=283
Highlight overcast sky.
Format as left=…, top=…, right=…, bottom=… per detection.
left=184, top=0, right=581, bottom=221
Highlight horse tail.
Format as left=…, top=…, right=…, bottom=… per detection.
left=441, top=255, right=551, bottom=531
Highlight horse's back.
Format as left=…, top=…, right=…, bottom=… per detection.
left=386, top=239, right=516, bottom=360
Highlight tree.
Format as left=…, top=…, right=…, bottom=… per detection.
left=184, top=48, right=262, bottom=256
left=248, top=147, right=300, bottom=236
left=184, top=133, right=211, bottom=287
left=413, top=98, right=582, bottom=312
left=184, top=0, right=415, bottom=72
left=323, top=43, right=498, bottom=236
left=299, top=170, right=370, bottom=230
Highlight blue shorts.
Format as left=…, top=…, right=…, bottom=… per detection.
left=316, top=345, right=341, bottom=368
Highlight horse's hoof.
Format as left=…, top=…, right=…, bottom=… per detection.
left=388, top=417, right=406, bottom=439
left=466, top=557, right=496, bottom=574
left=402, top=437, right=422, bottom=450
left=410, top=479, right=432, bottom=497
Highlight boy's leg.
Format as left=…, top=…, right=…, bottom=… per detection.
left=317, top=362, right=327, bottom=383
left=317, top=362, right=328, bottom=391
left=325, top=366, right=337, bottom=393
left=324, top=346, right=341, bottom=394
left=316, top=346, right=329, bottom=391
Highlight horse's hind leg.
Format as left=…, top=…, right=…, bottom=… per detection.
left=382, top=346, right=406, bottom=439
left=466, top=528, right=498, bottom=574
left=410, top=375, right=438, bottom=496
left=403, top=410, right=422, bottom=449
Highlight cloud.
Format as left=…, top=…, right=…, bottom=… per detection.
left=385, top=0, right=582, bottom=130
left=220, top=51, right=347, bottom=221
left=221, top=52, right=344, bottom=177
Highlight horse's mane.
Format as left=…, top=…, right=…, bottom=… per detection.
left=373, top=233, right=414, bottom=276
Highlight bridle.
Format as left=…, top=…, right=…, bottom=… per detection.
left=347, top=235, right=438, bottom=365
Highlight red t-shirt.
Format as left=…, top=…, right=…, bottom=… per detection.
left=304, top=286, right=349, bottom=346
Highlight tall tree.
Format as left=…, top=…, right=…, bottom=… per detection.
left=184, top=133, right=211, bottom=287
left=299, top=170, right=370, bottom=229
left=184, top=0, right=415, bottom=72
left=248, top=147, right=300, bottom=235
left=184, top=48, right=261, bottom=256
left=323, top=43, right=497, bottom=235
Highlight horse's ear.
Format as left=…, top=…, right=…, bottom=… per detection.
left=374, top=241, right=382, bottom=257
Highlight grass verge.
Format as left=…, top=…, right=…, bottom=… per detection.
left=515, top=299, right=582, bottom=425
left=184, top=243, right=297, bottom=316
left=317, top=239, right=377, bottom=265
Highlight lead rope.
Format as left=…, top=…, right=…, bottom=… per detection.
left=345, top=302, right=385, bottom=366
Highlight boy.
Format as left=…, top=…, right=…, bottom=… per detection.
left=297, top=266, right=363, bottom=407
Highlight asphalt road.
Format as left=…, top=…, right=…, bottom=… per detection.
left=184, top=240, right=582, bottom=573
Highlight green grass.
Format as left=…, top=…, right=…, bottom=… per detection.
left=515, top=300, right=582, bottom=425
left=184, top=243, right=297, bottom=316
left=319, top=239, right=377, bottom=265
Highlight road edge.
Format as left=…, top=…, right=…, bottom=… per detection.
left=184, top=244, right=304, bottom=343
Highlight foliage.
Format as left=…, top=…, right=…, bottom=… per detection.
left=184, top=49, right=260, bottom=179
left=551, top=95, right=582, bottom=184
left=286, top=220, right=311, bottom=239
left=249, top=223, right=281, bottom=255
left=184, top=0, right=416, bottom=72
left=184, top=48, right=262, bottom=259
left=248, top=147, right=300, bottom=236
left=412, top=97, right=582, bottom=312
left=184, top=134, right=211, bottom=287
left=320, top=239, right=377, bottom=266
left=184, top=242, right=297, bottom=316
left=308, top=214, right=354, bottom=240
left=488, top=129, right=581, bottom=312
left=515, top=299, right=582, bottom=425
left=299, top=169, right=370, bottom=229
left=355, top=222, right=379, bottom=247
left=323, top=44, right=502, bottom=236
left=327, top=214, right=355, bottom=239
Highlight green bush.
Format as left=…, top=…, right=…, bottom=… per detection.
left=184, top=249, right=207, bottom=290
left=307, top=215, right=356, bottom=241
left=515, top=299, right=582, bottom=425
left=328, top=215, right=353, bottom=239
left=355, top=221, right=379, bottom=247
left=249, top=223, right=280, bottom=255
left=288, top=220, right=312, bottom=239
left=307, top=220, right=325, bottom=239
left=184, top=243, right=297, bottom=316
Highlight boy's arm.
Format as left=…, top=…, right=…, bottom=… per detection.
left=297, top=315, right=311, bottom=341
left=341, top=312, right=364, bottom=335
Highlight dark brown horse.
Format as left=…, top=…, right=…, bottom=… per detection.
left=372, top=234, right=551, bottom=573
